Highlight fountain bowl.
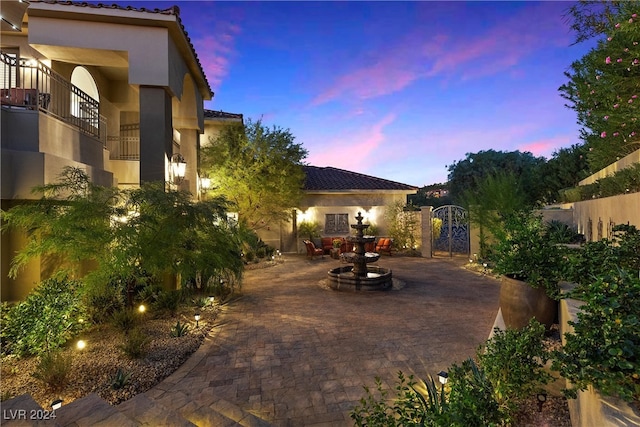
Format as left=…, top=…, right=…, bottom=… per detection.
left=327, top=265, right=393, bottom=291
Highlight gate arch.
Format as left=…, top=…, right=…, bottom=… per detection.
left=431, top=205, right=469, bottom=257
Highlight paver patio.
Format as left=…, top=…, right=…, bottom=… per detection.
left=146, top=254, right=501, bottom=426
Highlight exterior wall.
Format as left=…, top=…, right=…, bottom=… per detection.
left=579, top=148, right=640, bottom=185
left=573, top=192, right=640, bottom=241
left=559, top=292, right=640, bottom=426
left=294, top=191, right=412, bottom=253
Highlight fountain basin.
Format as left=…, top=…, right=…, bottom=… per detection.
left=327, top=265, right=392, bottom=291
left=340, top=251, right=380, bottom=264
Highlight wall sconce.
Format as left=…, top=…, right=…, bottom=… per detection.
left=200, top=177, right=212, bottom=191
left=170, top=153, right=187, bottom=184
left=195, top=312, right=201, bottom=327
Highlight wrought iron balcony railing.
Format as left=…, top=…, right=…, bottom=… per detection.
left=1, top=52, right=106, bottom=144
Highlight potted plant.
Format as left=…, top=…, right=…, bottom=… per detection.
left=297, top=221, right=321, bottom=246
left=490, top=210, right=565, bottom=329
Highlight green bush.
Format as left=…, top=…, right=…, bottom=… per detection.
left=478, top=320, right=552, bottom=422
left=1, top=277, right=87, bottom=357
left=553, top=270, right=640, bottom=402
left=244, top=250, right=255, bottom=263
left=170, top=321, right=189, bottom=337
left=110, top=368, right=131, bottom=390
left=559, top=164, right=640, bottom=202
left=32, top=351, right=73, bottom=392
left=446, top=358, right=502, bottom=427
left=119, top=328, right=149, bottom=359
left=490, top=211, right=566, bottom=299
left=153, top=290, right=181, bottom=314
left=83, top=281, right=125, bottom=324
left=545, top=220, right=583, bottom=244
left=110, top=308, right=139, bottom=333
left=255, top=247, right=266, bottom=259
left=565, top=224, right=640, bottom=286
left=351, top=359, right=502, bottom=427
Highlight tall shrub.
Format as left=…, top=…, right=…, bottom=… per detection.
left=1, top=277, right=87, bottom=357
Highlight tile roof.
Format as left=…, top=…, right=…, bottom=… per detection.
left=29, top=1, right=213, bottom=97
left=303, top=166, right=417, bottom=192
left=204, top=110, right=244, bottom=120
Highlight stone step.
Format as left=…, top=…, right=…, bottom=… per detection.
left=117, top=393, right=197, bottom=426
left=1, top=394, right=59, bottom=427
left=53, top=393, right=137, bottom=427
left=151, top=390, right=272, bottom=427
left=209, top=399, right=272, bottom=427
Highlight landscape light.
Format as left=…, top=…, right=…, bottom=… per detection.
left=138, top=304, right=146, bottom=313
left=76, top=340, right=86, bottom=350
left=195, top=312, right=201, bottom=327
left=437, top=371, right=448, bottom=385
left=209, top=296, right=215, bottom=305
left=51, top=399, right=63, bottom=410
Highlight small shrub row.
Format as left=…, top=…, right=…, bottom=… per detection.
left=351, top=320, right=551, bottom=425
left=559, top=163, right=640, bottom=202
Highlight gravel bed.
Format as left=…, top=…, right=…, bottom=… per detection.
left=1, top=306, right=216, bottom=409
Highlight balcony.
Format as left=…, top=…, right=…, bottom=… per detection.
left=0, top=52, right=106, bottom=144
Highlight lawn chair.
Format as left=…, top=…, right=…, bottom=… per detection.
left=303, top=240, right=323, bottom=259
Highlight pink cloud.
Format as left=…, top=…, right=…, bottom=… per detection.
left=191, top=23, right=241, bottom=90
left=519, top=136, right=574, bottom=158
left=306, top=113, right=396, bottom=171
left=311, top=3, right=571, bottom=106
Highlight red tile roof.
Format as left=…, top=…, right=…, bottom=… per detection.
left=303, top=166, right=417, bottom=192
left=204, top=110, right=244, bottom=120
left=29, top=1, right=213, bottom=97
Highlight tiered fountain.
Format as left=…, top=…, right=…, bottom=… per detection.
left=327, top=212, right=392, bottom=291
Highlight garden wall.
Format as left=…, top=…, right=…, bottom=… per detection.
left=572, top=192, right=640, bottom=242
left=559, top=288, right=640, bottom=426
left=579, top=148, right=640, bottom=185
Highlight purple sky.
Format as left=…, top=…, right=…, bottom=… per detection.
left=157, top=1, right=593, bottom=186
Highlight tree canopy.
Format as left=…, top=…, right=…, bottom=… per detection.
left=447, top=149, right=546, bottom=207
left=200, top=119, right=308, bottom=230
left=1, top=167, right=243, bottom=290
left=560, top=1, right=640, bottom=170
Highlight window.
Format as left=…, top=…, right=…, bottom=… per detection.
left=325, top=213, right=349, bottom=234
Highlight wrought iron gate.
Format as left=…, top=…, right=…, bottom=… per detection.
left=431, top=205, right=470, bottom=257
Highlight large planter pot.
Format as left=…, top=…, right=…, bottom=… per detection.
left=499, top=275, right=557, bottom=329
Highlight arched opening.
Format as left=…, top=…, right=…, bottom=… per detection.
left=70, top=66, right=99, bottom=119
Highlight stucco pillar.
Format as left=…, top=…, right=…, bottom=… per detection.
left=139, top=86, right=172, bottom=184
left=420, top=206, right=433, bottom=258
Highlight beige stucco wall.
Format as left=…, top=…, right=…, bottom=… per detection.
left=572, top=192, right=640, bottom=241
left=579, top=148, right=640, bottom=185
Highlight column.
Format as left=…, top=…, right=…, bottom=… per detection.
left=139, top=86, right=172, bottom=184
left=420, top=206, right=433, bottom=258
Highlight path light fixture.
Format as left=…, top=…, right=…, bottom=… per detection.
left=51, top=399, right=63, bottom=410
left=138, top=304, right=146, bottom=314
left=537, top=393, right=547, bottom=412
left=195, top=312, right=201, bottom=327
left=76, top=340, right=86, bottom=351
left=209, top=296, right=215, bottom=306
left=169, top=153, right=187, bottom=184
left=437, top=370, right=448, bottom=385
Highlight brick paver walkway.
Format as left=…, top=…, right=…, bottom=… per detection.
left=147, top=254, right=501, bottom=426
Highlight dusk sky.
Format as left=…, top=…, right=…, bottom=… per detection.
left=150, top=1, right=595, bottom=186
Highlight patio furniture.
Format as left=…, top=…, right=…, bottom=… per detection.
left=375, top=238, right=393, bottom=256
left=303, top=240, right=323, bottom=259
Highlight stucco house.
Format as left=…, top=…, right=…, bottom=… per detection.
left=1, top=0, right=213, bottom=300
left=256, top=165, right=418, bottom=253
